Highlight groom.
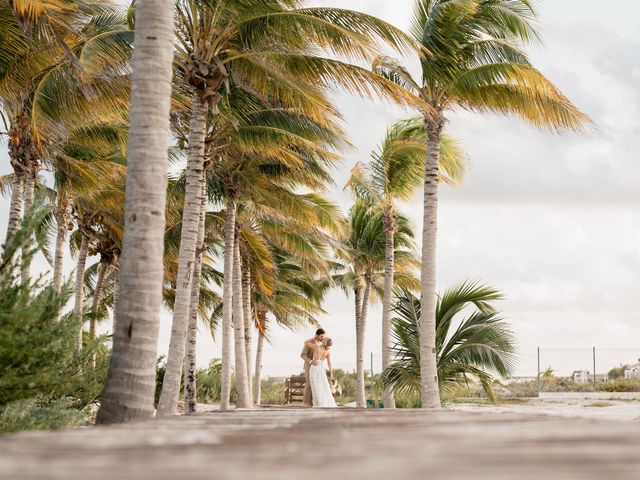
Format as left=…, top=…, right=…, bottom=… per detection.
left=300, top=328, right=325, bottom=406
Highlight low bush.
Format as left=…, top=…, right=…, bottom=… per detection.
left=260, top=378, right=286, bottom=405
left=0, top=398, right=85, bottom=434
left=0, top=208, right=111, bottom=433
left=596, top=379, right=640, bottom=393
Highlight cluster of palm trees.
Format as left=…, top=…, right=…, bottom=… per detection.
left=1, top=0, right=588, bottom=423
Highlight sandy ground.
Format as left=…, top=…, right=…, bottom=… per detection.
left=448, top=398, right=640, bottom=422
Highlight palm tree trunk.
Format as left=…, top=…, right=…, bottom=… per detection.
left=184, top=194, right=206, bottom=415
left=219, top=195, right=237, bottom=411
left=53, top=202, right=68, bottom=295
left=232, top=228, right=251, bottom=408
left=111, top=262, right=120, bottom=334
left=253, top=331, right=264, bottom=406
left=242, top=262, right=253, bottom=402
left=157, top=92, right=207, bottom=417
left=20, top=170, right=35, bottom=284
left=74, top=234, right=88, bottom=354
left=6, top=173, right=24, bottom=241
left=96, top=0, right=174, bottom=424
left=419, top=117, right=443, bottom=409
left=354, top=282, right=369, bottom=408
left=382, top=211, right=396, bottom=409
left=90, top=261, right=109, bottom=368
left=90, top=262, right=108, bottom=338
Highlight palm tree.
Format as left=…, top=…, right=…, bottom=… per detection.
left=372, top=0, right=589, bottom=408
left=183, top=186, right=207, bottom=415
left=383, top=282, right=516, bottom=403
left=162, top=176, right=223, bottom=415
left=231, top=223, right=251, bottom=407
left=241, top=261, right=253, bottom=402
left=335, top=202, right=419, bottom=407
left=97, top=0, right=175, bottom=424
left=347, top=116, right=465, bottom=408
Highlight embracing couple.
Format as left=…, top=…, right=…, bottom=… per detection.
left=300, top=328, right=337, bottom=408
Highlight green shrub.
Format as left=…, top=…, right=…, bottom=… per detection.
left=597, top=379, right=640, bottom=393
left=196, top=359, right=226, bottom=404
left=607, top=365, right=628, bottom=380
left=0, top=208, right=82, bottom=407
left=394, top=391, right=421, bottom=408
left=0, top=398, right=85, bottom=434
left=333, top=368, right=357, bottom=404
left=155, top=356, right=168, bottom=405
left=260, top=378, right=286, bottom=405
left=0, top=206, right=109, bottom=432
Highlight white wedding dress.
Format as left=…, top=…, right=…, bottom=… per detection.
left=309, top=356, right=337, bottom=408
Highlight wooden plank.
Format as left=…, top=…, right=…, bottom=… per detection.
left=3, top=409, right=640, bottom=479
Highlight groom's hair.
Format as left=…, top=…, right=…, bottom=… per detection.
left=315, top=328, right=325, bottom=336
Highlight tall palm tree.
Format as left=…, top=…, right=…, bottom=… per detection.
left=383, top=282, right=516, bottom=402
left=372, top=0, right=589, bottom=408
left=162, top=176, right=222, bottom=415
left=231, top=223, right=251, bottom=407
left=182, top=183, right=208, bottom=415
left=335, top=202, right=419, bottom=407
left=348, top=116, right=465, bottom=408
left=241, top=261, right=253, bottom=401
left=97, top=0, right=175, bottom=424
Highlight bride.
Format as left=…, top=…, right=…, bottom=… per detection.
left=306, top=337, right=337, bottom=408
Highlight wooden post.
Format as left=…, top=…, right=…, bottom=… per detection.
left=593, top=347, right=597, bottom=391
left=537, top=347, right=540, bottom=394
left=370, top=352, right=374, bottom=380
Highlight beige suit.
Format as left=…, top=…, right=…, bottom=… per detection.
left=300, top=340, right=315, bottom=406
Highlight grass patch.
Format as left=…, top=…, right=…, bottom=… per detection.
left=585, top=401, right=614, bottom=408
left=0, top=398, right=85, bottom=434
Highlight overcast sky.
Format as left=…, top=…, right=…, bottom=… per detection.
left=2, top=0, right=639, bottom=378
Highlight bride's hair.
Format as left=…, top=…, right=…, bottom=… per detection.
left=323, top=337, right=333, bottom=348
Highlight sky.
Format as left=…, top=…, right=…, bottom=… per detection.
left=1, top=0, right=640, bottom=379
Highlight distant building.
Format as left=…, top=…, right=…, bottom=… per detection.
left=506, top=376, right=538, bottom=384
left=572, top=370, right=588, bottom=383
left=624, top=364, right=640, bottom=380
left=572, top=370, right=608, bottom=383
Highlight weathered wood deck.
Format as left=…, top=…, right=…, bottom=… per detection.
left=1, top=408, right=639, bottom=479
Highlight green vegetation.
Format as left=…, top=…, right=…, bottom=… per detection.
left=0, top=399, right=86, bottom=434
left=383, top=283, right=516, bottom=403
left=0, top=207, right=110, bottom=432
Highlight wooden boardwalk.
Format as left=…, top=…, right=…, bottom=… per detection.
left=1, top=408, right=639, bottom=479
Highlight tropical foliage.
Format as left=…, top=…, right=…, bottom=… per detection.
left=383, top=283, right=516, bottom=402
left=0, top=204, right=110, bottom=432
